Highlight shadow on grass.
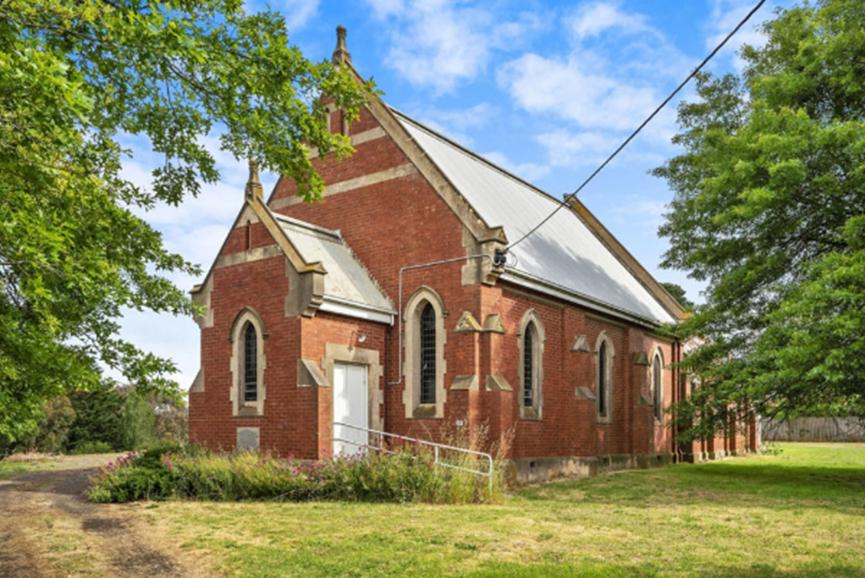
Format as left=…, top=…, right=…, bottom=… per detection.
left=463, top=561, right=865, bottom=578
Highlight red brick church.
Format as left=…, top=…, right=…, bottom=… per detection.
left=188, top=28, right=757, bottom=481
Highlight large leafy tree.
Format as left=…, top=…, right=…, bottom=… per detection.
left=0, top=0, right=370, bottom=445
left=655, top=0, right=865, bottom=436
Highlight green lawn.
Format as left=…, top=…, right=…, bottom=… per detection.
left=142, top=443, right=865, bottom=577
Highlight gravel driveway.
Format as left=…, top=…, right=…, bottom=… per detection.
left=0, top=454, right=210, bottom=578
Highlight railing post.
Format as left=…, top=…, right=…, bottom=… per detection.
left=434, top=445, right=439, bottom=465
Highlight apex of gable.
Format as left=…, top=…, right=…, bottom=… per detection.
left=245, top=159, right=263, bottom=202
left=332, top=25, right=351, bottom=66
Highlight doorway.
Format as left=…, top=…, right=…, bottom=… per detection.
left=332, top=362, right=369, bottom=456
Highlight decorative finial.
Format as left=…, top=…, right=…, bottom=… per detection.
left=332, top=25, right=351, bottom=65
left=245, top=159, right=263, bottom=201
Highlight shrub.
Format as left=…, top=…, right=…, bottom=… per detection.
left=71, top=440, right=114, bottom=455
left=87, top=444, right=506, bottom=505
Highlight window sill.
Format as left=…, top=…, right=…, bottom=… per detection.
left=411, top=404, right=438, bottom=419
left=237, top=405, right=263, bottom=418
left=520, top=407, right=542, bottom=420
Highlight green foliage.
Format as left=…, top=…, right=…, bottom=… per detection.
left=71, top=440, right=114, bottom=455
left=660, top=282, right=694, bottom=310
left=66, top=382, right=125, bottom=451
left=87, top=447, right=504, bottom=504
left=654, top=0, right=865, bottom=436
left=121, top=389, right=158, bottom=450
left=14, top=396, right=76, bottom=454
left=0, top=0, right=371, bottom=447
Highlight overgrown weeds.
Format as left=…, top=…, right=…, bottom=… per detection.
left=87, top=437, right=508, bottom=504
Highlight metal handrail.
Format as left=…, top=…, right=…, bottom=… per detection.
left=332, top=422, right=494, bottom=492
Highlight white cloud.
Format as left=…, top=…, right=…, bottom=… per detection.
left=498, top=2, right=691, bottom=170
left=568, top=1, right=652, bottom=40
left=535, top=130, right=618, bottom=167
left=536, top=129, right=665, bottom=169
left=367, top=0, right=545, bottom=93
left=499, top=54, right=663, bottom=132
left=366, top=0, right=405, bottom=19
left=281, top=0, right=320, bottom=31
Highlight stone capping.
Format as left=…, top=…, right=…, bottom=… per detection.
left=189, top=369, right=204, bottom=393
left=485, top=374, right=513, bottom=392
left=451, top=375, right=479, bottom=391
left=574, top=386, right=596, bottom=400
left=297, top=358, right=328, bottom=388
left=454, top=311, right=483, bottom=333
left=482, top=313, right=506, bottom=334
left=412, top=404, right=437, bottom=419
left=321, top=343, right=384, bottom=431
left=570, top=334, right=591, bottom=352
left=633, top=351, right=650, bottom=366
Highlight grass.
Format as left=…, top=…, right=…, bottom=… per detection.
left=0, top=453, right=56, bottom=479
left=135, top=443, right=865, bottom=577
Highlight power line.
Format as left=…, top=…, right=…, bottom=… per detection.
left=504, top=0, right=767, bottom=254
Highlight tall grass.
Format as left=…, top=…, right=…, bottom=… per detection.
left=87, top=431, right=510, bottom=504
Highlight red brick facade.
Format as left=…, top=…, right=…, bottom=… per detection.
left=188, top=95, right=756, bottom=481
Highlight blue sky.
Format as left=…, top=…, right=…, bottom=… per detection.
left=118, top=0, right=777, bottom=387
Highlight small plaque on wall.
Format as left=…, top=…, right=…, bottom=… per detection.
left=236, top=427, right=260, bottom=451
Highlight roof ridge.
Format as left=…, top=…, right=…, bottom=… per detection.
left=388, top=106, right=566, bottom=209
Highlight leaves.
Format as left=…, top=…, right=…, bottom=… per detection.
left=0, top=0, right=370, bottom=446
left=656, top=0, right=865, bottom=435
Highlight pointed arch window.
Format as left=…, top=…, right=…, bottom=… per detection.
left=522, top=322, right=536, bottom=407
left=243, top=322, right=258, bottom=402
left=519, top=310, right=544, bottom=419
left=652, top=353, right=663, bottom=422
left=230, top=308, right=266, bottom=417
left=596, top=333, right=614, bottom=422
left=419, top=302, right=437, bottom=405
left=403, top=287, right=446, bottom=419
left=598, top=341, right=608, bottom=417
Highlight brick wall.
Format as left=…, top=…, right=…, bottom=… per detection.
left=190, top=104, right=751, bottom=463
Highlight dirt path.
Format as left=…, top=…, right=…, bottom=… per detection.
left=0, top=454, right=214, bottom=578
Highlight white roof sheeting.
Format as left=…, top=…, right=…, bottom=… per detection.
left=394, top=110, right=675, bottom=325
left=276, top=215, right=395, bottom=323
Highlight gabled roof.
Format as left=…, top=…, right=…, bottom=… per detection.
left=392, top=109, right=680, bottom=326
left=275, top=214, right=395, bottom=324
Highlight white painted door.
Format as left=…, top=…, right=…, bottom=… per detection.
left=332, top=363, right=369, bottom=457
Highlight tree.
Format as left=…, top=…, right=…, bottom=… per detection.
left=0, top=0, right=371, bottom=447
left=660, top=282, right=694, bottom=310
left=654, top=0, right=865, bottom=437
left=66, top=381, right=126, bottom=451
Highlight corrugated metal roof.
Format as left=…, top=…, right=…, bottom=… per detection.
left=275, top=215, right=394, bottom=317
left=393, top=110, right=675, bottom=325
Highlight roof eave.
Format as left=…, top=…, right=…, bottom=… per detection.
left=501, top=268, right=674, bottom=329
